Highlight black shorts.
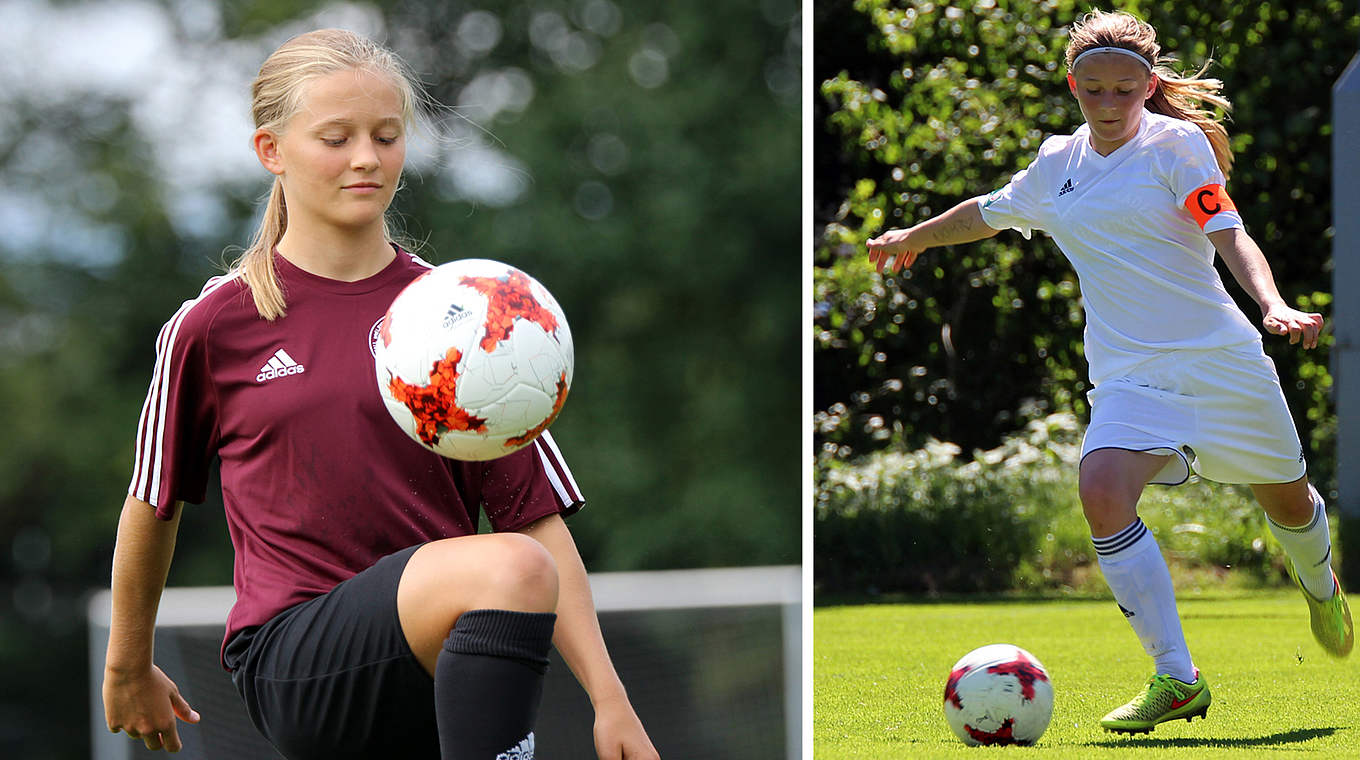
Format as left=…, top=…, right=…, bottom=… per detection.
left=224, top=544, right=440, bottom=760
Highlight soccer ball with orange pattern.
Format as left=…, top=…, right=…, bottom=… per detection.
left=375, top=259, right=573, bottom=461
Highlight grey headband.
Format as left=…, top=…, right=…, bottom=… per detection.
left=1071, top=46, right=1153, bottom=72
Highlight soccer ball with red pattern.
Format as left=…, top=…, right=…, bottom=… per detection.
left=375, top=259, right=573, bottom=461
left=943, top=644, right=1053, bottom=746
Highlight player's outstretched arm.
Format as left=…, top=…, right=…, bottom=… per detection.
left=518, top=515, right=660, bottom=760
left=103, top=496, right=201, bottom=752
left=1208, top=227, right=1323, bottom=349
left=866, top=196, right=1001, bottom=274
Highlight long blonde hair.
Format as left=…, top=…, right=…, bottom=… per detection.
left=1065, top=10, right=1234, bottom=178
left=236, top=29, right=424, bottom=321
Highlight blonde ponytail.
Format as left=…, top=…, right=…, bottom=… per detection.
left=1147, top=64, right=1234, bottom=178
left=1066, top=10, right=1235, bottom=178
left=237, top=179, right=289, bottom=321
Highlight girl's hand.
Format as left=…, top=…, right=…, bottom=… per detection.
left=593, top=694, right=659, bottom=760
left=866, top=228, right=922, bottom=274
left=103, top=664, right=200, bottom=752
left=1262, top=304, right=1324, bottom=349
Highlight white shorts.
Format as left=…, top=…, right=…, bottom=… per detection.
left=1080, top=344, right=1306, bottom=486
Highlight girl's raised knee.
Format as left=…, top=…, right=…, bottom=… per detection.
left=1078, top=478, right=1141, bottom=537
left=478, top=534, right=559, bottom=612
left=402, top=534, right=559, bottom=617
left=1078, top=479, right=1119, bottom=513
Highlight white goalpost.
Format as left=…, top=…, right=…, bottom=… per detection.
left=1335, top=27, right=1360, bottom=589
left=89, top=566, right=801, bottom=760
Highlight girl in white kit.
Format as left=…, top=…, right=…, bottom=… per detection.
left=867, top=9, right=1349, bottom=734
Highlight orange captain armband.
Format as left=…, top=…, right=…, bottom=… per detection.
left=1184, top=183, right=1237, bottom=229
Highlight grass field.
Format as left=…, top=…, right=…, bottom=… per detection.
left=815, top=592, right=1360, bottom=758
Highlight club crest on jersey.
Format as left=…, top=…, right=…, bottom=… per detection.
left=257, top=348, right=305, bottom=383
left=369, top=318, right=384, bottom=357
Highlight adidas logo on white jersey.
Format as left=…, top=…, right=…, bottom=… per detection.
left=256, top=348, right=306, bottom=383
left=1057, top=178, right=1075, bottom=196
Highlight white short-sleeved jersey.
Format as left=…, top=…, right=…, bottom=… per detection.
left=979, top=111, right=1261, bottom=384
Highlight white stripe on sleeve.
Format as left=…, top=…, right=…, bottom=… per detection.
left=130, top=316, right=178, bottom=499
left=534, top=440, right=571, bottom=506
left=130, top=273, right=234, bottom=506
left=537, top=430, right=581, bottom=501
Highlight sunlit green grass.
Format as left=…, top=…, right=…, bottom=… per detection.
left=815, top=593, right=1360, bottom=758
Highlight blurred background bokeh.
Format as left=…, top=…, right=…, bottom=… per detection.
left=0, top=1, right=801, bottom=757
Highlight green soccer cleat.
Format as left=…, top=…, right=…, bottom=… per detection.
left=1100, top=670, right=1210, bottom=734
left=1286, top=561, right=1354, bottom=658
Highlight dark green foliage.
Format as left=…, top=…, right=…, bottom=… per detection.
left=386, top=0, right=801, bottom=570
left=815, top=446, right=1046, bottom=594
left=815, top=415, right=1076, bottom=595
left=815, top=414, right=1304, bottom=596
left=814, top=0, right=1356, bottom=503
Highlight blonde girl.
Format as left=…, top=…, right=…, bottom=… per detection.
left=868, top=9, right=1348, bottom=735
left=101, top=29, right=658, bottom=760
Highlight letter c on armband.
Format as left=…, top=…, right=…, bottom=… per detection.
left=1184, top=183, right=1236, bottom=229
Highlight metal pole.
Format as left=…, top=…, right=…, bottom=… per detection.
left=1334, top=45, right=1360, bottom=589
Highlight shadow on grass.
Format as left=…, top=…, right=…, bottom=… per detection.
left=815, top=591, right=1114, bottom=607
left=1181, top=611, right=1300, bottom=620
left=814, top=589, right=1295, bottom=608
left=1084, top=726, right=1341, bottom=749
left=810, top=592, right=1289, bottom=609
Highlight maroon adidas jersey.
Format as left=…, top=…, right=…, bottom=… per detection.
left=128, top=249, right=583, bottom=666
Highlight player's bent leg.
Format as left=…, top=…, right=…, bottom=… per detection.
left=1081, top=448, right=1200, bottom=716
left=397, top=533, right=559, bottom=674
left=435, top=608, right=556, bottom=759
left=398, top=534, right=560, bottom=760
left=1253, top=476, right=1316, bottom=529
left=1255, top=477, right=1353, bottom=657
left=1100, top=670, right=1211, bottom=734
left=1077, top=448, right=1171, bottom=537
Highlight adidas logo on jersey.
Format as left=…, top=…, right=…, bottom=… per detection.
left=256, top=348, right=306, bottom=383
left=1057, top=178, right=1075, bottom=196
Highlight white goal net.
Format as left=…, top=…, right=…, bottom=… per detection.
left=89, top=566, right=801, bottom=760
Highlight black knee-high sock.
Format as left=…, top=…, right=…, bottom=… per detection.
left=435, top=609, right=557, bottom=760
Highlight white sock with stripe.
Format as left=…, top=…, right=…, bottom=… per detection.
left=1266, top=485, right=1335, bottom=600
left=1093, top=518, right=1196, bottom=683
